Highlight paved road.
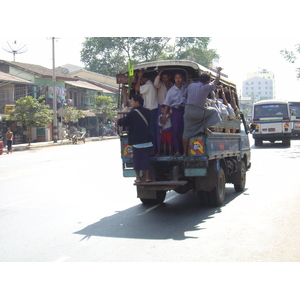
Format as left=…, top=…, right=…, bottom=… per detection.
left=1, top=137, right=300, bottom=262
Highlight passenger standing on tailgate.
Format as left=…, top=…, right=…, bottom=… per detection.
left=117, top=95, right=153, bottom=183
left=135, top=71, right=158, bottom=148
left=154, top=69, right=173, bottom=155
left=182, top=67, right=223, bottom=156
left=161, top=72, right=187, bottom=157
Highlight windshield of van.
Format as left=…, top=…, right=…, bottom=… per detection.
left=254, top=104, right=288, bottom=118
left=289, top=103, right=300, bottom=116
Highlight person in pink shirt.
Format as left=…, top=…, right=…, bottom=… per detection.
left=6, top=127, right=13, bottom=154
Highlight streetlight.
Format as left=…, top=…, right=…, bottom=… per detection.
left=52, top=37, right=58, bottom=143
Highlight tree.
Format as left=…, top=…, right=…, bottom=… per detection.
left=63, top=107, right=84, bottom=125
left=93, top=95, right=117, bottom=124
left=280, top=44, right=300, bottom=79
left=167, top=37, right=219, bottom=66
left=80, top=37, right=219, bottom=76
left=7, top=96, right=53, bottom=145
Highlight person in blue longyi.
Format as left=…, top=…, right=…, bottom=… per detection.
left=117, top=95, right=153, bottom=183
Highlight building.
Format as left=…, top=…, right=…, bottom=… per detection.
left=242, top=69, right=275, bottom=102
left=0, top=60, right=121, bottom=143
left=0, top=60, right=79, bottom=143
left=56, top=64, right=118, bottom=99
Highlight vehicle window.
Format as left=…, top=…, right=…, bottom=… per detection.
left=254, top=104, right=288, bottom=117
left=289, top=104, right=300, bottom=116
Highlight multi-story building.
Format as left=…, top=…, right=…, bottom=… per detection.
left=0, top=60, right=119, bottom=143
left=242, top=69, right=275, bottom=102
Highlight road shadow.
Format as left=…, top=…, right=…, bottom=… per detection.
left=74, top=187, right=245, bottom=241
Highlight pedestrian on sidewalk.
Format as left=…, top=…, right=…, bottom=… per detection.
left=6, top=127, right=13, bottom=154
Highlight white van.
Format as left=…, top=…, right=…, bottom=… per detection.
left=252, top=100, right=291, bottom=147
left=289, top=101, right=300, bottom=138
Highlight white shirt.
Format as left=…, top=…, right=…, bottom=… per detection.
left=154, top=75, right=173, bottom=105
left=140, top=80, right=158, bottom=110
left=164, top=84, right=187, bottom=108
left=158, top=113, right=172, bottom=131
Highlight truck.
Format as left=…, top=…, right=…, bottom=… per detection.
left=116, top=60, right=251, bottom=207
left=252, top=99, right=292, bottom=147
left=289, top=101, right=300, bottom=138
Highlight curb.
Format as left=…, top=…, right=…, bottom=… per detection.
left=11, top=136, right=119, bottom=152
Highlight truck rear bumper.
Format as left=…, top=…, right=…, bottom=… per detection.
left=253, top=133, right=291, bottom=140
left=134, top=180, right=188, bottom=190
left=135, top=180, right=188, bottom=199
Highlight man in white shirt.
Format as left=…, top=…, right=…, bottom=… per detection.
left=135, top=71, right=158, bottom=151
left=154, top=70, right=173, bottom=106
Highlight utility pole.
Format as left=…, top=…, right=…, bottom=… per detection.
left=52, top=37, right=58, bottom=143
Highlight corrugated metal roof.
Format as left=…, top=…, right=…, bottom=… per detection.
left=0, top=71, right=35, bottom=85
left=65, top=80, right=113, bottom=93
left=0, top=60, right=77, bottom=80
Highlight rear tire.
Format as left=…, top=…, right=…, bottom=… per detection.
left=140, top=190, right=166, bottom=205
left=234, top=161, right=246, bottom=192
left=282, top=138, right=291, bottom=147
left=254, top=138, right=262, bottom=147
left=208, top=167, right=226, bottom=207
left=197, top=190, right=210, bottom=206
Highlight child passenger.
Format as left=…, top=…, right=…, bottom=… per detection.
left=157, top=105, right=172, bottom=156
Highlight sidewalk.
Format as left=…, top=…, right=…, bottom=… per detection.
left=10, top=136, right=119, bottom=152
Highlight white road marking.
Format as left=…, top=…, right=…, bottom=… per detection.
left=0, top=199, right=33, bottom=209
left=0, top=172, right=35, bottom=181
left=137, top=193, right=178, bottom=215
left=54, top=256, right=70, bottom=262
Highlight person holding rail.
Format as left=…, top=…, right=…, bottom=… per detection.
left=182, top=67, right=223, bottom=156
left=161, top=72, right=187, bottom=157
left=117, top=95, right=153, bottom=183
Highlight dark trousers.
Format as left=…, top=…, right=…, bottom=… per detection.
left=171, top=106, right=184, bottom=153
left=7, top=140, right=12, bottom=152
